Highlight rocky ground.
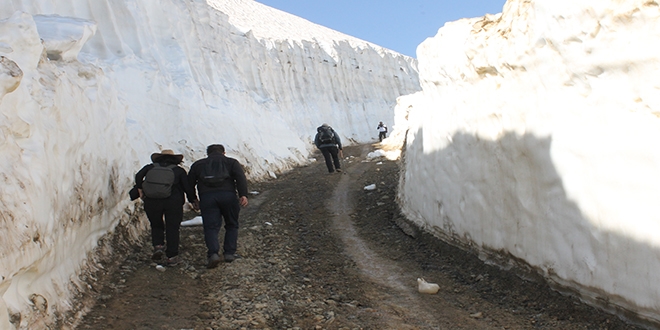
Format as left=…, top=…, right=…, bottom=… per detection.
left=75, top=144, right=646, bottom=330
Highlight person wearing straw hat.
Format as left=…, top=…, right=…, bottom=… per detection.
left=135, top=149, right=197, bottom=266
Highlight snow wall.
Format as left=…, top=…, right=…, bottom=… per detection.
left=0, top=0, right=420, bottom=328
left=392, top=0, right=660, bottom=325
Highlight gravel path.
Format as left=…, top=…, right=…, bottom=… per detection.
left=75, top=144, right=645, bottom=330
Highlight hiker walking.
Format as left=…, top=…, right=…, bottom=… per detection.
left=135, top=149, right=197, bottom=266
left=377, top=121, right=388, bottom=142
left=314, top=123, right=343, bottom=173
left=188, top=144, right=249, bottom=269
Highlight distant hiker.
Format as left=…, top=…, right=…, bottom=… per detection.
left=135, top=149, right=197, bottom=266
left=314, top=123, right=343, bottom=173
left=377, top=121, right=388, bottom=142
left=188, top=144, right=249, bottom=269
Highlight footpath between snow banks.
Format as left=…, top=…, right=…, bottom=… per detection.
left=76, top=145, right=643, bottom=330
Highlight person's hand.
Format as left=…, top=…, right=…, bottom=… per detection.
left=192, top=200, right=200, bottom=212
left=239, top=196, right=248, bottom=207
left=138, top=188, right=144, bottom=199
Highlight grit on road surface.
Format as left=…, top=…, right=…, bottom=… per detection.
left=76, top=144, right=644, bottom=330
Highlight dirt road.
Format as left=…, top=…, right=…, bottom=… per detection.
left=76, top=144, right=643, bottom=330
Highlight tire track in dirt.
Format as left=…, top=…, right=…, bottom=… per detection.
left=328, top=146, right=484, bottom=329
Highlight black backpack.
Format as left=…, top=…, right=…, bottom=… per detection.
left=142, top=164, right=176, bottom=198
left=200, top=158, right=230, bottom=187
left=318, top=126, right=335, bottom=144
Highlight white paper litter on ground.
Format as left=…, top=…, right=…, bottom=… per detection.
left=366, top=150, right=386, bottom=159
left=364, top=184, right=376, bottom=191
left=417, top=278, right=439, bottom=294
left=181, top=216, right=203, bottom=227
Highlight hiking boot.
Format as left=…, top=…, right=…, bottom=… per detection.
left=151, top=245, right=165, bottom=261
left=223, top=253, right=241, bottom=263
left=336, top=168, right=342, bottom=172
left=207, top=253, right=222, bottom=269
left=165, top=256, right=180, bottom=266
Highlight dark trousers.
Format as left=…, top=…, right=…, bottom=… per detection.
left=379, top=131, right=387, bottom=141
left=320, top=146, right=340, bottom=173
left=143, top=197, right=183, bottom=258
left=199, top=190, right=240, bottom=257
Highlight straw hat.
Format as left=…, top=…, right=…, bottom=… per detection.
left=150, top=149, right=183, bottom=163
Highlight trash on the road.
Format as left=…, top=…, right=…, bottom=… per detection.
left=376, top=162, right=383, bottom=165
left=265, top=222, right=273, bottom=226
left=364, top=184, right=376, bottom=191
left=181, top=216, right=203, bottom=227
left=156, top=265, right=166, bottom=272
left=249, top=191, right=260, bottom=195
left=417, top=278, right=439, bottom=294
left=367, top=150, right=386, bottom=159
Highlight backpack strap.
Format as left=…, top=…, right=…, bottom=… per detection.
left=152, top=163, right=176, bottom=169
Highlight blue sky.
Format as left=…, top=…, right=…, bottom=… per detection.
left=255, top=0, right=506, bottom=58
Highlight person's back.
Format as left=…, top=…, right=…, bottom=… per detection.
left=188, top=144, right=248, bottom=268
left=134, top=149, right=197, bottom=266
left=315, top=125, right=338, bottom=147
left=314, top=124, right=343, bottom=173
left=189, top=153, right=247, bottom=196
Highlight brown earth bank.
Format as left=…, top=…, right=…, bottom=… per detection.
left=75, top=144, right=647, bottom=330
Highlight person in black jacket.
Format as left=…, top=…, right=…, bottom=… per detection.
left=135, top=149, right=197, bottom=266
left=314, top=123, right=343, bottom=173
left=188, top=144, right=249, bottom=269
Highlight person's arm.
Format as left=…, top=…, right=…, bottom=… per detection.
left=231, top=160, right=249, bottom=207
left=314, top=133, right=321, bottom=148
left=178, top=167, right=198, bottom=204
left=135, top=165, right=150, bottom=188
left=187, top=163, right=197, bottom=188
left=135, top=164, right=152, bottom=199
left=187, top=163, right=200, bottom=210
left=334, top=131, right=342, bottom=150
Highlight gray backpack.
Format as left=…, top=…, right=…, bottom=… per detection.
left=142, top=164, right=176, bottom=198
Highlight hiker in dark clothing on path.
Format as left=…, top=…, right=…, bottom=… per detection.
left=188, top=144, right=249, bottom=269
left=135, top=149, right=197, bottom=266
left=314, top=123, right=343, bottom=173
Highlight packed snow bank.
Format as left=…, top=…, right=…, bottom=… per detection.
left=0, top=11, right=144, bottom=330
left=0, top=0, right=420, bottom=328
left=395, top=0, right=660, bottom=324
